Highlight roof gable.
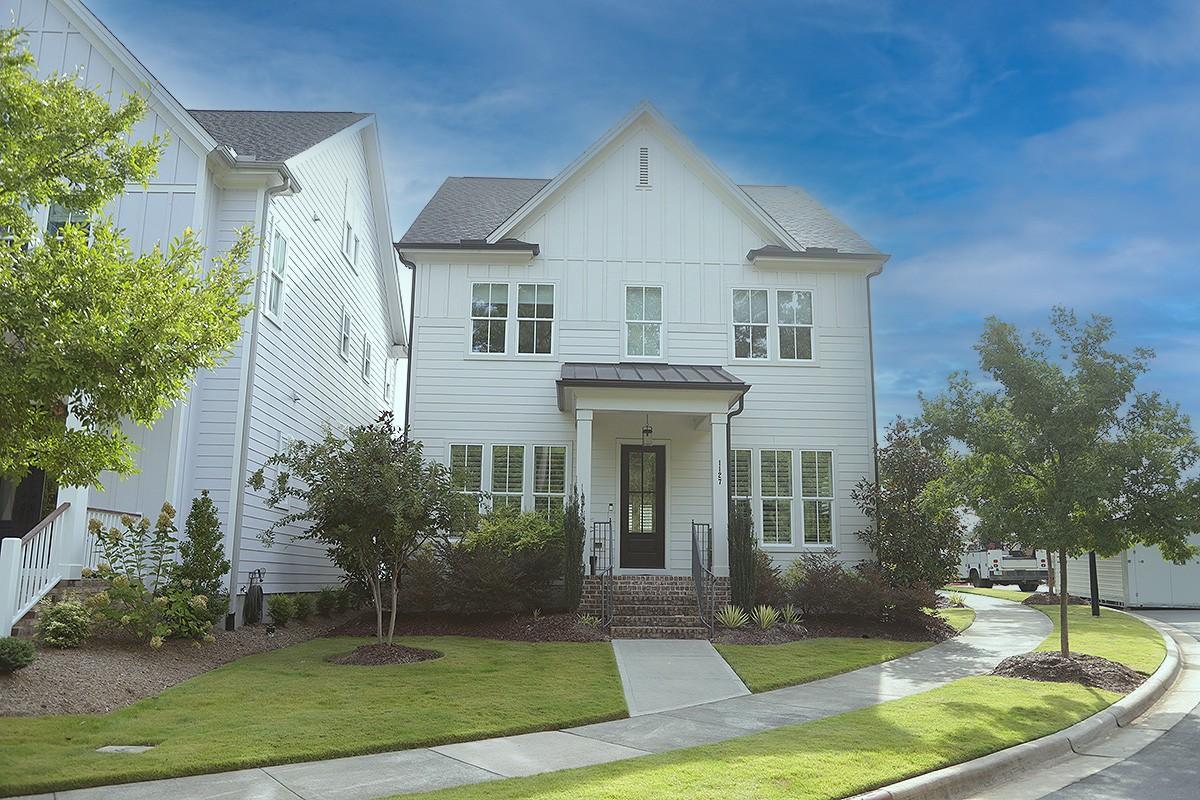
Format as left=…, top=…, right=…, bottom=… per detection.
left=487, top=101, right=802, bottom=249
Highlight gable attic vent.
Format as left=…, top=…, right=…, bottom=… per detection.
left=637, top=146, right=651, bottom=188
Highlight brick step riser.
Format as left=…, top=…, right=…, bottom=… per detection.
left=611, top=615, right=703, bottom=627
left=610, top=626, right=710, bottom=640
left=614, top=604, right=699, bottom=616
left=612, top=597, right=699, bottom=607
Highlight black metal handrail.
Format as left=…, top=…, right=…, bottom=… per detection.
left=692, top=520, right=716, bottom=634
left=591, top=519, right=615, bottom=627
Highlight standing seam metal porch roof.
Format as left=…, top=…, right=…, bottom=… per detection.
left=557, top=362, right=749, bottom=410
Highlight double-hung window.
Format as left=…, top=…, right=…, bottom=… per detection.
left=778, top=290, right=814, bottom=361
left=732, top=289, right=769, bottom=359
left=801, top=450, right=834, bottom=545
left=625, top=286, right=663, bottom=358
left=517, top=283, right=554, bottom=354
left=471, top=283, right=508, bottom=354
left=533, top=445, right=567, bottom=519
left=267, top=233, right=287, bottom=318
left=342, top=222, right=354, bottom=261
left=361, top=335, right=372, bottom=381
left=46, top=203, right=90, bottom=241
left=339, top=307, right=352, bottom=360
left=450, top=444, right=483, bottom=532
left=760, top=450, right=793, bottom=545
left=351, top=233, right=361, bottom=272
left=731, top=449, right=752, bottom=518
left=491, top=445, right=524, bottom=511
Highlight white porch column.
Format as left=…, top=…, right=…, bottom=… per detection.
left=575, top=409, right=593, bottom=524
left=54, top=483, right=91, bottom=580
left=710, top=413, right=729, bottom=576
left=0, top=537, right=21, bottom=635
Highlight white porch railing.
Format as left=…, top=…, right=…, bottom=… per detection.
left=84, top=507, right=142, bottom=570
left=0, top=502, right=71, bottom=635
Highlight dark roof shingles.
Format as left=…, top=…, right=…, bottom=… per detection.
left=188, top=110, right=369, bottom=163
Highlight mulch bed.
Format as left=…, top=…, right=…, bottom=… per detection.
left=326, top=611, right=609, bottom=643
left=0, top=612, right=356, bottom=717
left=711, top=613, right=958, bottom=645
left=1023, top=593, right=1089, bottom=606
left=329, top=643, right=443, bottom=666
left=992, top=651, right=1146, bottom=693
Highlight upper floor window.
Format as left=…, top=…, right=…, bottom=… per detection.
left=351, top=232, right=361, bottom=272
left=533, top=445, right=566, bottom=519
left=778, top=290, right=814, bottom=361
left=342, top=221, right=354, bottom=262
left=46, top=203, right=90, bottom=241
left=267, top=233, right=287, bottom=319
left=732, top=289, right=769, bottom=360
left=801, top=450, right=834, bottom=545
left=625, top=286, right=662, bottom=358
left=339, top=307, right=352, bottom=360
left=491, top=445, right=524, bottom=511
left=517, top=283, right=555, bottom=355
left=471, top=283, right=508, bottom=354
left=361, top=335, right=372, bottom=381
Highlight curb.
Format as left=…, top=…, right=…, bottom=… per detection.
left=852, top=606, right=1183, bottom=800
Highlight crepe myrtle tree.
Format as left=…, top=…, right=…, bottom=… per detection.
left=923, top=308, right=1200, bottom=656
left=852, top=417, right=965, bottom=589
left=0, top=27, right=253, bottom=487
left=249, top=413, right=476, bottom=644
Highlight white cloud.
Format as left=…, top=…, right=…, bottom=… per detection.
left=1056, top=1, right=1200, bottom=65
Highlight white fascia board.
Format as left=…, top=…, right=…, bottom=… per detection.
left=358, top=120, right=408, bottom=350
left=750, top=252, right=890, bottom=276
left=396, top=248, right=537, bottom=266
left=561, top=385, right=743, bottom=415
left=486, top=101, right=802, bottom=250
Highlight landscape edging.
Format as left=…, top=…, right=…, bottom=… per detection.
left=851, top=606, right=1182, bottom=800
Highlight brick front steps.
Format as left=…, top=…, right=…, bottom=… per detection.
left=10, top=577, right=106, bottom=639
left=581, top=574, right=730, bottom=639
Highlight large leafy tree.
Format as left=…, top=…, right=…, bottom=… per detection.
left=853, top=417, right=965, bottom=588
left=924, top=308, right=1200, bottom=655
left=250, top=414, right=476, bottom=644
left=0, top=27, right=253, bottom=487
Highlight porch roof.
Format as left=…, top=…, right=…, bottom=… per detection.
left=556, top=362, right=749, bottom=412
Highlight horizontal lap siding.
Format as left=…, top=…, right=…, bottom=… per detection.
left=408, top=121, right=877, bottom=571
left=1065, top=554, right=1127, bottom=605
left=236, top=129, right=399, bottom=595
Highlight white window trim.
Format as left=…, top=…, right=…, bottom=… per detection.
left=448, top=442, right=485, bottom=494
left=265, top=230, right=287, bottom=325
left=515, top=282, right=558, bottom=358
left=777, top=289, right=816, bottom=363
left=622, top=283, right=666, bottom=361
left=799, top=449, right=837, bottom=547
left=467, top=281, right=511, bottom=358
left=730, top=287, right=771, bottom=362
left=351, top=232, right=361, bottom=273
left=339, top=306, right=352, bottom=361
left=759, top=449, right=795, bottom=548
left=342, top=219, right=355, bottom=268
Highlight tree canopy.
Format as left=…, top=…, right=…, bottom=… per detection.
left=924, top=308, right=1200, bottom=654
left=0, top=27, right=253, bottom=487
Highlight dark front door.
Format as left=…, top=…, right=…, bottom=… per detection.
left=620, top=444, right=666, bottom=569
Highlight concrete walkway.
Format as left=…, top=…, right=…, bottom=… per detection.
left=612, top=639, right=749, bottom=715
left=20, top=594, right=1049, bottom=800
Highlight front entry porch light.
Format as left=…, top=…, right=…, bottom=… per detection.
left=642, top=415, right=653, bottom=447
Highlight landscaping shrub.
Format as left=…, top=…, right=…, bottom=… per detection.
left=780, top=603, right=801, bottom=625
left=751, top=604, right=780, bottom=630
left=156, top=591, right=216, bottom=644
left=753, top=548, right=785, bottom=606
left=0, top=637, right=36, bottom=672
left=398, top=544, right=443, bottom=612
left=316, top=587, right=339, bottom=617
left=783, top=549, right=937, bottom=624
left=170, top=491, right=230, bottom=606
left=728, top=500, right=756, bottom=610
left=715, top=604, right=750, bottom=629
left=466, top=506, right=560, bottom=555
left=267, top=593, right=295, bottom=626
left=441, top=536, right=561, bottom=614
left=292, top=593, right=314, bottom=622
left=36, top=599, right=92, bottom=648
left=783, top=548, right=850, bottom=618
left=334, top=586, right=354, bottom=613
left=562, top=488, right=586, bottom=611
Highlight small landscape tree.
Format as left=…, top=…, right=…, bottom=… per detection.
left=923, top=308, right=1200, bottom=655
left=852, top=417, right=965, bottom=588
left=170, top=490, right=231, bottom=623
left=249, top=412, right=475, bottom=644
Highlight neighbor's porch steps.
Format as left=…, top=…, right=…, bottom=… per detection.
left=9, top=577, right=106, bottom=639
left=607, top=575, right=709, bottom=640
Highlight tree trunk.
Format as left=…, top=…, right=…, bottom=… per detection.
left=1046, top=550, right=1056, bottom=595
left=1059, top=547, right=1069, bottom=657
left=387, top=572, right=398, bottom=646
left=368, top=574, right=384, bottom=644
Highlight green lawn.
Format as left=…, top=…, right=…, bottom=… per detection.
left=716, top=609, right=974, bottom=693
left=946, top=585, right=1034, bottom=602
left=0, top=636, right=626, bottom=797
left=407, top=676, right=1116, bottom=800
left=1031, top=605, right=1165, bottom=674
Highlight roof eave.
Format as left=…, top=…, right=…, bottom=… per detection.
left=747, top=248, right=890, bottom=274
left=396, top=240, right=540, bottom=264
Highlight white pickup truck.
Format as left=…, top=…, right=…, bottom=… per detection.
left=957, top=543, right=1047, bottom=591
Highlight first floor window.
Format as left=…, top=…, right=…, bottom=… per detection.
left=533, top=445, right=566, bottom=519
left=339, top=307, right=352, bottom=359
left=491, top=445, right=524, bottom=511
left=517, top=283, right=554, bottom=354
left=778, top=290, right=814, bottom=361
left=471, top=283, right=508, bottom=353
left=625, top=286, right=663, bottom=357
left=449, top=443, right=483, bottom=532
left=801, top=450, right=834, bottom=545
left=760, top=449, right=793, bottom=545
left=731, top=449, right=752, bottom=518
left=267, top=232, right=287, bottom=318
left=732, top=288, right=769, bottom=359
left=46, top=203, right=90, bottom=240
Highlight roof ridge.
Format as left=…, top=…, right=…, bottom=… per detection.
left=188, top=109, right=369, bottom=115
left=450, top=176, right=551, bottom=181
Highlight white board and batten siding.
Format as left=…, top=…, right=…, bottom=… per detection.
left=408, top=121, right=877, bottom=571
left=236, top=127, right=400, bottom=595
left=1066, top=536, right=1200, bottom=608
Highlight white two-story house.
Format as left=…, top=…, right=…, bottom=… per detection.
left=398, top=102, right=887, bottom=585
left=1, top=0, right=407, bottom=634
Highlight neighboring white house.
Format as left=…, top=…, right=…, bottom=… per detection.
left=1065, top=538, right=1200, bottom=609
left=397, top=102, right=887, bottom=579
left=1, top=0, right=407, bottom=634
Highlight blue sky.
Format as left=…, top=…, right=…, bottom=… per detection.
left=90, top=0, right=1199, bottom=429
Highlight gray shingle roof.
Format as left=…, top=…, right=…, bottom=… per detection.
left=188, top=110, right=370, bottom=163
left=399, top=177, right=876, bottom=253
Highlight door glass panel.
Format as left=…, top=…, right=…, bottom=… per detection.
left=626, top=450, right=657, bottom=534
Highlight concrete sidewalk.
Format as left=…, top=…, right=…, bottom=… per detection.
left=21, top=594, right=1049, bottom=800
left=612, top=638, right=750, bottom=715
